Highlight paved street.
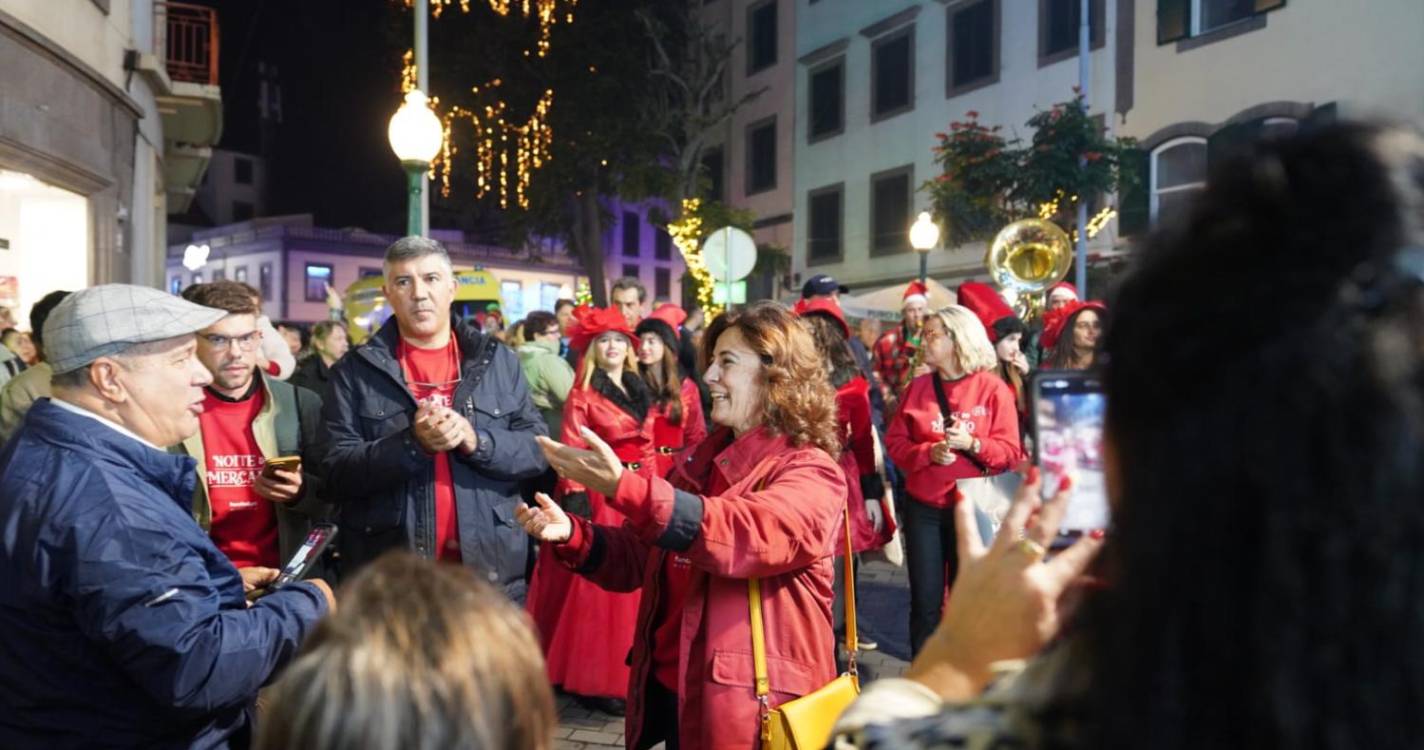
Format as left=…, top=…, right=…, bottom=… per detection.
left=553, top=558, right=911, bottom=749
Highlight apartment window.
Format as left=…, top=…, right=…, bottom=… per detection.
left=1150, top=138, right=1207, bottom=226
left=622, top=211, right=640, bottom=257
left=807, top=59, right=844, bottom=141
left=259, top=262, right=273, bottom=301
left=654, top=229, right=672, bottom=260
left=212, top=268, right=226, bottom=282
left=871, top=28, right=914, bottom=122
left=947, top=0, right=999, bottom=96
left=234, top=157, right=253, bottom=185
left=304, top=263, right=333, bottom=302
left=360, top=266, right=383, bottom=278
left=169, top=276, right=182, bottom=295
left=1039, top=0, right=1104, bottom=65
left=234, top=266, right=248, bottom=283
left=701, top=147, right=725, bottom=202
left=870, top=166, right=913, bottom=256
left=747, top=0, right=777, bottom=75
left=745, top=117, right=776, bottom=195
left=807, top=183, right=844, bottom=264
left=232, top=201, right=254, bottom=221
left=622, top=264, right=639, bottom=282
left=1158, top=0, right=1285, bottom=44
left=655, top=268, right=671, bottom=299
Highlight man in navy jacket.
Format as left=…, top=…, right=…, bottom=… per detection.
left=0, top=285, right=332, bottom=749
left=322, top=237, right=548, bottom=601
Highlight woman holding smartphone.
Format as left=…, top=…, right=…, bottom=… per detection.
left=886, top=304, right=1022, bottom=656
left=524, top=305, right=652, bottom=716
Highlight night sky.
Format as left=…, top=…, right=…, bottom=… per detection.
left=210, top=0, right=409, bottom=233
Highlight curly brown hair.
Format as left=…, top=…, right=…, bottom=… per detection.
left=702, top=302, right=841, bottom=457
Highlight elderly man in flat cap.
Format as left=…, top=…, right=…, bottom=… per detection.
left=0, top=285, right=334, bottom=749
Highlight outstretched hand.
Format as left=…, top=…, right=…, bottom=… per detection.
left=536, top=427, right=625, bottom=497
left=906, top=468, right=1106, bottom=701
left=515, top=492, right=573, bottom=543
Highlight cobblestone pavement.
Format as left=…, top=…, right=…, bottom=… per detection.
left=553, top=558, right=909, bottom=749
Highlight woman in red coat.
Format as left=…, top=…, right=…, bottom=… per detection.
left=525, top=305, right=652, bottom=715
left=886, top=304, right=1023, bottom=656
left=518, top=302, right=847, bottom=750
left=635, top=304, right=707, bottom=478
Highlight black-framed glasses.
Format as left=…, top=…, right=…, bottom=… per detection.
left=201, top=331, right=262, bottom=351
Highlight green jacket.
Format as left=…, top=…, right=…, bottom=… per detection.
left=517, top=338, right=575, bottom=437
left=174, top=372, right=331, bottom=566
left=0, top=361, right=50, bottom=443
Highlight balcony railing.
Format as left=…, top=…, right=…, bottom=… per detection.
left=156, top=2, right=219, bottom=85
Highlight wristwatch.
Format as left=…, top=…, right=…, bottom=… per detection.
left=970, top=438, right=982, bottom=455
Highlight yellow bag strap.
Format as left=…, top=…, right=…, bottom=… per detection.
left=749, top=502, right=859, bottom=701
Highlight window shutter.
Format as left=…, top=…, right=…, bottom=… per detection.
left=1117, top=148, right=1150, bottom=237
left=1157, top=0, right=1190, bottom=44
left=1254, top=0, right=1286, bottom=12
left=1207, top=119, right=1265, bottom=169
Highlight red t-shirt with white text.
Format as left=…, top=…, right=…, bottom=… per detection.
left=398, top=336, right=463, bottom=561
left=200, top=387, right=281, bottom=568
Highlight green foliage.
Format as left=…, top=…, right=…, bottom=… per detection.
left=922, top=96, right=1137, bottom=244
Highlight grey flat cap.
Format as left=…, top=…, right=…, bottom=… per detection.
left=43, top=284, right=227, bottom=375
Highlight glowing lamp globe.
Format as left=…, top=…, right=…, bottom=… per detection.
left=909, top=211, right=941, bottom=252
left=387, top=90, right=443, bottom=166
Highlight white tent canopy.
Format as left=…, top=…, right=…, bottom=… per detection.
left=840, top=278, right=959, bottom=321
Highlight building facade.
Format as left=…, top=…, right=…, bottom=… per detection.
left=791, top=0, right=1121, bottom=297
left=602, top=198, right=687, bottom=307
left=0, top=0, right=221, bottom=322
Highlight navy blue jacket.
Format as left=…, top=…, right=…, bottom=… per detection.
left=321, top=317, right=548, bottom=600
left=0, top=399, right=328, bottom=749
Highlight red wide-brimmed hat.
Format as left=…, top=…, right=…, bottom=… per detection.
left=566, top=304, right=636, bottom=356
left=793, top=296, right=850, bottom=339
left=1042, top=300, right=1106, bottom=350
left=956, top=281, right=1018, bottom=342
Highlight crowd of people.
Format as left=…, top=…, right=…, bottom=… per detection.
left=0, top=122, right=1421, bottom=749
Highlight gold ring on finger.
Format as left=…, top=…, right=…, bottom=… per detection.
left=1015, top=538, right=1047, bottom=562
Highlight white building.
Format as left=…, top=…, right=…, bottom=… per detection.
left=194, top=149, right=269, bottom=226
left=0, top=0, right=221, bottom=323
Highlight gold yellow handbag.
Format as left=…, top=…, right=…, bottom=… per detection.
left=748, top=504, right=860, bottom=750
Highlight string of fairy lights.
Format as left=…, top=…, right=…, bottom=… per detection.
left=666, top=198, right=722, bottom=319
left=1036, top=190, right=1118, bottom=242
left=404, top=0, right=576, bottom=57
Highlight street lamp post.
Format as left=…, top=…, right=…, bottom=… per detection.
left=909, top=211, right=941, bottom=285
left=387, top=89, right=443, bottom=237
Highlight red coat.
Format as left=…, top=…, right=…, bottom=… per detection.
left=554, top=426, right=847, bottom=750
left=649, top=378, right=707, bottom=478
left=527, top=373, right=654, bottom=699
left=885, top=370, right=1022, bottom=507
left=836, top=376, right=894, bottom=552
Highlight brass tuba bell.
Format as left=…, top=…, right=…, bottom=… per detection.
left=984, top=219, right=1073, bottom=321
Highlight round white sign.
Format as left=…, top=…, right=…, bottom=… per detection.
left=700, top=226, right=757, bottom=283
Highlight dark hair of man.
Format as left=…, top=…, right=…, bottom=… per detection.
left=801, top=313, right=859, bottom=389
left=181, top=280, right=261, bottom=316
left=523, top=311, right=558, bottom=344
left=610, top=276, right=647, bottom=303
left=255, top=552, right=557, bottom=750
left=1066, top=123, right=1424, bottom=748
left=311, top=320, right=341, bottom=344
left=554, top=298, right=575, bottom=314
left=27, top=290, right=71, bottom=350
left=383, top=235, right=453, bottom=273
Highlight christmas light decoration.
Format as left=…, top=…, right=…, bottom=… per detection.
left=573, top=280, right=592, bottom=306
left=667, top=198, right=722, bottom=318
left=406, top=0, right=577, bottom=57
left=1037, top=191, right=1117, bottom=241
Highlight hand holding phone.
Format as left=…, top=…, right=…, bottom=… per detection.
left=246, top=523, right=338, bottom=602
left=261, top=455, right=301, bottom=478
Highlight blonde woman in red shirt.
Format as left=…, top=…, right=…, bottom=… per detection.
left=886, top=304, right=1023, bottom=656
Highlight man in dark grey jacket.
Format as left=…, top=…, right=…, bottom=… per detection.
left=321, top=237, right=548, bottom=601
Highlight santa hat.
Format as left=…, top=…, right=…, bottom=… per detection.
left=1041, top=300, right=1107, bottom=350
left=566, top=304, right=636, bottom=357
left=1047, top=282, right=1080, bottom=302
left=902, top=280, right=929, bottom=308
left=956, top=281, right=1023, bottom=343
left=793, top=296, right=850, bottom=339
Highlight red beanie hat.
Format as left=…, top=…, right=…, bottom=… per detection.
left=566, top=304, right=636, bottom=356
left=902, top=280, right=929, bottom=308
left=956, top=281, right=1017, bottom=342
left=793, top=296, right=850, bottom=339
left=1042, top=300, right=1106, bottom=350
left=646, top=303, right=688, bottom=335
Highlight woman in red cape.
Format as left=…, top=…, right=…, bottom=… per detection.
left=525, top=304, right=651, bottom=715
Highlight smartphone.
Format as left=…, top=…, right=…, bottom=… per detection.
left=1031, top=371, right=1110, bottom=548
left=261, top=455, right=302, bottom=477
left=246, top=523, right=338, bottom=601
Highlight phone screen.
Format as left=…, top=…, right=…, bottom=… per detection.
left=280, top=525, right=334, bottom=580
left=1032, top=372, right=1109, bottom=537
